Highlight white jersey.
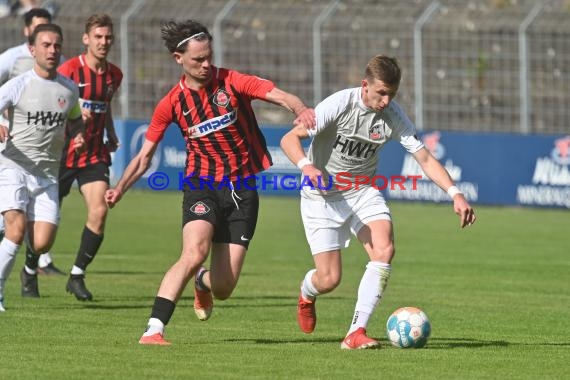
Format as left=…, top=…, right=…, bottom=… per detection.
left=0, top=43, right=65, bottom=152
left=305, top=87, right=424, bottom=199
left=0, top=43, right=65, bottom=85
left=0, top=69, right=81, bottom=181
left=0, top=44, right=33, bottom=85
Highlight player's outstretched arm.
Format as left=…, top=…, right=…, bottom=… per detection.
left=412, top=147, right=476, bottom=228
left=265, top=87, right=315, bottom=129
left=105, top=138, right=158, bottom=208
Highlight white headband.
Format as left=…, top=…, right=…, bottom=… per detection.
left=176, top=32, right=208, bottom=48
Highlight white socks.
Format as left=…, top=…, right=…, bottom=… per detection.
left=300, top=269, right=319, bottom=301
left=0, top=238, right=21, bottom=300
left=70, top=265, right=85, bottom=275
left=38, top=252, right=53, bottom=267
left=347, top=261, right=391, bottom=335
left=143, top=317, right=165, bottom=336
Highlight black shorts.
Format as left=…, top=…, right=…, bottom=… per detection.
left=182, top=176, right=259, bottom=248
left=58, top=162, right=110, bottom=201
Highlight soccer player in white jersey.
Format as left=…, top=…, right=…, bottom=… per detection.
left=0, top=7, right=67, bottom=276
left=0, top=8, right=53, bottom=83
left=280, top=55, right=476, bottom=349
left=0, top=24, right=85, bottom=311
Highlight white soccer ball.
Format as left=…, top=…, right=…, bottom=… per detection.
left=386, top=306, right=431, bottom=348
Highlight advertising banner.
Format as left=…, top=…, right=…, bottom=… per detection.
left=113, top=121, right=570, bottom=209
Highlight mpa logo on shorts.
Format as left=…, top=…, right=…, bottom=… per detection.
left=190, top=201, right=210, bottom=215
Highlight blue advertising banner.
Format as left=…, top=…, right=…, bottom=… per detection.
left=379, top=131, right=570, bottom=209
left=112, top=119, right=187, bottom=192
left=113, top=120, right=570, bottom=209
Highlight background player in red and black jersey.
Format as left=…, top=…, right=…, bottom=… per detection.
left=23, top=14, right=123, bottom=301
left=105, top=19, right=315, bottom=345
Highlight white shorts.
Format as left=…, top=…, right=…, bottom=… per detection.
left=301, top=186, right=391, bottom=255
left=0, top=167, right=59, bottom=224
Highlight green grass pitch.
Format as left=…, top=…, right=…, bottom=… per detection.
left=0, top=190, right=568, bottom=379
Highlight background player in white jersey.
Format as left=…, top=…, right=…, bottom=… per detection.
left=0, top=8, right=53, bottom=83
left=0, top=24, right=85, bottom=311
left=280, top=55, right=476, bottom=349
left=0, top=7, right=67, bottom=276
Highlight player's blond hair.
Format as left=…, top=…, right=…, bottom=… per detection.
left=85, top=14, right=113, bottom=34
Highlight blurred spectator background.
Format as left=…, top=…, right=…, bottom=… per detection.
left=1, top=0, right=568, bottom=135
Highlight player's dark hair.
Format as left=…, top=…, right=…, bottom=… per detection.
left=24, top=8, right=52, bottom=26
left=28, top=23, right=63, bottom=45
left=161, top=19, right=212, bottom=54
left=365, top=55, right=402, bottom=90
left=85, top=14, right=113, bottom=34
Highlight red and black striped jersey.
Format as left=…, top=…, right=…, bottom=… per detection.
left=58, top=54, right=123, bottom=168
left=146, top=66, right=275, bottom=181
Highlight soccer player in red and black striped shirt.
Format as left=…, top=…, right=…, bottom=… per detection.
left=106, top=19, right=315, bottom=345
left=55, top=14, right=122, bottom=301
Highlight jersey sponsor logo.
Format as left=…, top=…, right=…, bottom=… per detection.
left=187, top=109, right=237, bottom=138
left=79, top=98, right=108, bottom=113
left=369, top=121, right=385, bottom=140
left=333, top=135, right=378, bottom=159
left=190, top=201, right=210, bottom=215
left=213, top=89, right=230, bottom=107
left=27, top=111, right=65, bottom=128
left=57, top=95, right=67, bottom=109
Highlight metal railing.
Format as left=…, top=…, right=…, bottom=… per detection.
left=0, top=0, right=568, bottom=135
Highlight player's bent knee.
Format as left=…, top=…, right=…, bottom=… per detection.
left=317, top=273, right=341, bottom=293
left=31, top=241, right=53, bottom=255
left=371, top=243, right=395, bottom=263
left=177, top=255, right=204, bottom=271
left=88, top=205, right=109, bottom=222
left=5, top=232, right=25, bottom=245
left=211, top=286, right=234, bottom=300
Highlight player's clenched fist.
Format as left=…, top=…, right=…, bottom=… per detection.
left=73, top=133, right=86, bottom=153
left=105, top=189, right=122, bottom=208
